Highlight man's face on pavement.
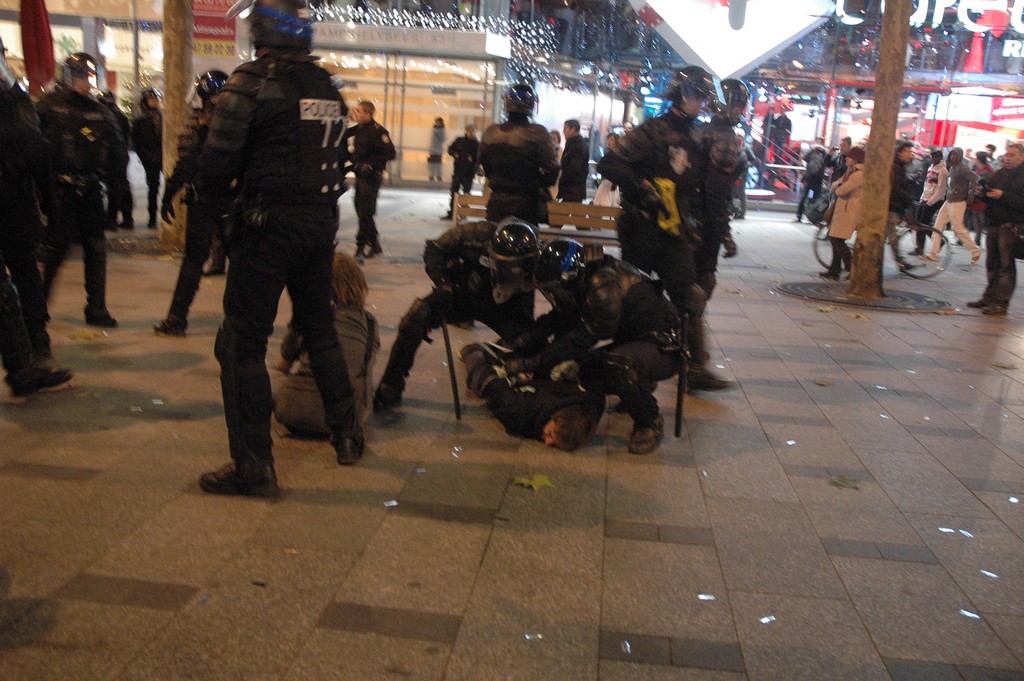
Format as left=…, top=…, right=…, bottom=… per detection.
left=1003, top=146, right=1023, bottom=169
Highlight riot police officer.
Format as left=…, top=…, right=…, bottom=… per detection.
left=1, top=38, right=72, bottom=394
left=696, top=78, right=749, bottom=298
left=154, top=70, right=231, bottom=337
left=195, top=0, right=361, bottom=496
left=37, top=52, right=125, bottom=328
left=479, top=83, right=560, bottom=225
left=341, top=100, right=395, bottom=263
left=597, top=66, right=731, bottom=392
left=528, top=238, right=682, bottom=454
left=132, top=87, right=163, bottom=229
left=372, top=219, right=539, bottom=414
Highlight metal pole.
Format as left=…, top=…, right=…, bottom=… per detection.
left=440, top=319, right=461, bottom=420
left=132, top=0, right=140, bottom=106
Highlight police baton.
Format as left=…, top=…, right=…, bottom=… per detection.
left=439, top=316, right=462, bottom=420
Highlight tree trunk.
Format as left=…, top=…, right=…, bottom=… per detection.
left=847, top=0, right=913, bottom=299
left=160, top=0, right=192, bottom=249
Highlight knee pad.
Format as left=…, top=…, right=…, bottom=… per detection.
left=398, top=297, right=435, bottom=341
left=0, top=279, right=23, bottom=317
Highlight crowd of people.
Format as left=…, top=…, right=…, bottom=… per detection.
left=3, top=0, right=1023, bottom=499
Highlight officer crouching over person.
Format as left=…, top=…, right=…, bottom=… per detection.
left=372, top=219, right=540, bottom=415
left=508, top=238, right=683, bottom=454
left=597, top=66, right=732, bottom=393
left=194, top=0, right=362, bottom=497
left=479, top=83, right=560, bottom=226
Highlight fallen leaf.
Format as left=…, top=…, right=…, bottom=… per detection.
left=934, top=309, right=958, bottom=315
left=513, top=474, right=555, bottom=492
left=991, top=363, right=1017, bottom=370
left=814, top=379, right=834, bottom=386
left=817, top=305, right=835, bottom=313
left=828, top=475, right=860, bottom=490
left=849, top=313, right=870, bottom=320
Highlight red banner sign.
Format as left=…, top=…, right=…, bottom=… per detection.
left=193, top=0, right=237, bottom=58
left=992, top=96, right=1024, bottom=122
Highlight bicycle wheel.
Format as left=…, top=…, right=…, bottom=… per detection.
left=897, top=225, right=951, bottom=279
left=813, top=224, right=831, bottom=268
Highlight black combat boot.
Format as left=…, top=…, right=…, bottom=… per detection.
left=199, top=461, right=278, bottom=497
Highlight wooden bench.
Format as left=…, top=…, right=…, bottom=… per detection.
left=452, top=194, right=621, bottom=246
left=451, top=193, right=488, bottom=227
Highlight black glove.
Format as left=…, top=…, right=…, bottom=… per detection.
left=636, top=184, right=668, bottom=223
left=160, top=198, right=175, bottom=223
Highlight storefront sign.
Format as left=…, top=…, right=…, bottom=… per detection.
left=313, top=23, right=511, bottom=59
left=992, top=96, right=1024, bottom=121
left=193, top=0, right=237, bottom=58
left=628, top=0, right=831, bottom=79
left=837, top=0, right=1024, bottom=33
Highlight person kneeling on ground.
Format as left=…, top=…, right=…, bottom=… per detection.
left=507, top=238, right=683, bottom=454
left=274, top=252, right=379, bottom=438
left=460, top=343, right=602, bottom=451
left=372, top=218, right=540, bottom=414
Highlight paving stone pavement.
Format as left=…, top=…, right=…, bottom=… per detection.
left=2, top=188, right=1024, bottom=680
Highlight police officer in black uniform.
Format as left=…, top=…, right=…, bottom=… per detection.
left=372, top=219, right=540, bottom=414
left=132, top=88, right=163, bottom=229
left=341, top=100, right=395, bottom=263
left=154, top=70, right=231, bottom=337
left=0, top=38, right=73, bottom=396
left=100, top=90, right=133, bottom=230
left=526, top=238, right=682, bottom=454
left=195, top=0, right=362, bottom=496
left=479, top=83, right=560, bottom=225
left=37, top=52, right=125, bottom=328
left=696, top=78, right=749, bottom=299
left=597, top=66, right=731, bottom=392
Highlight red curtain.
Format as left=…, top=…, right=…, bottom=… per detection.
left=20, top=0, right=55, bottom=96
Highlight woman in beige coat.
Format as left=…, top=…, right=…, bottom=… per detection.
left=822, top=146, right=866, bottom=280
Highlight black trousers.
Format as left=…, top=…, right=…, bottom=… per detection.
left=580, top=341, right=678, bottom=429
left=980, top=223, right=1018, bottom=310
left=165, top=201, right=228, bottom=323
left=448, top=171, right=474, bottom=213
left=216, top=206, right=355, bottom=468
left=354, top=176, right=382, bottom=248
left=0, top=251, right=37, bottom=379
left=41, top=181, right=109, bottom=313
left=618, top=207, right=706, bottom=363
left=0, top=199, right=51, bottom=357
left=143, top=165, right=161, bottom=223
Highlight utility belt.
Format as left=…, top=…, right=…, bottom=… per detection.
left=641, top=328, right=683, bottom=354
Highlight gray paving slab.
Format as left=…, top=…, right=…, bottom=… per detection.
left=283, top=629, right=450, bottom=681
left=707, top=498, right=845, bottom=599
left=730, top=591, right=889, bottom=680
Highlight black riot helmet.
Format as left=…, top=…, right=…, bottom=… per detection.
left=246, top=0, right=314, bottom=51
left=194, top=70, right=229, bottom=102
left=503, top=82, right=538, bottom=116
left=719, top=78, right=750, bottom=125
left=488, top=218, right=540, bottom=304
left=140, top=87, right=162, bottom=110
left=666, top=65, right=718, bottom=111
left=62, top=52, right=98, bottom=88
left=535, top=238, right=586, bottom=312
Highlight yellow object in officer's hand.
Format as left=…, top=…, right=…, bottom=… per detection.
left=653, top=178, right=682, bottom=236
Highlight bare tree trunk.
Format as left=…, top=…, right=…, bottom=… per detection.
left=160, top=0, right=192, bottom=249
left=847, top=0, right=913, bottom=299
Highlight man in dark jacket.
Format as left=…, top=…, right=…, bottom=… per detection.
left=194, top=0, right=363, bottom=495
left=372, top=219, right=539, bottom=414
left=557, top=119, right=589, bottom=202
left=100, top=91, right=133, bottom=230
left=596, top=65, right=731, bottom=392
left=37, top=52, right=125, bottom=328
left=460, top=343, right=603, bottom=451
left=132, top=88, right=163, bottom=229
left=341, top=100, right=396, bottom=262
left=888, top=140, right=920, bottom=271
left=441, top=124, right=479, bottom=220
left=967, top=143, right=1024, bottom=315
left=479, top=83, right=560, bottom=225
left=154, top=70, right=232, bottom=337
left=795, top=137, right=827, bottom=222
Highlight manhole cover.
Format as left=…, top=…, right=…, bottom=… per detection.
left=777, top=281, right=955, bottom=312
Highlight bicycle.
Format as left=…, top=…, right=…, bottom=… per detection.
left=812, top=217, right=952, bottom=280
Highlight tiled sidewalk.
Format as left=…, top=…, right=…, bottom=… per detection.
left=2, top=189, right=1023, bottom=680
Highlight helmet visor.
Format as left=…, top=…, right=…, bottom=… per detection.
left=490, top=253, right=536, bottom=304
